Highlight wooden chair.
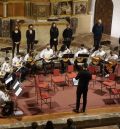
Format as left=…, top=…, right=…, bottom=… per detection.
left=65, top=65, right=77, bottom=86
left=51, top=69, right=66, bottom=91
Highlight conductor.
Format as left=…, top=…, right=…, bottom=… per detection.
left=73, top=64, right=92, bottom=113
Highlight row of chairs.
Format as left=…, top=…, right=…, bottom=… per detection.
left=27, top=64, right=120, bottom=110
left=88, top=65, right=120, bottom=99
left=34, top=65, right=77, bottom=109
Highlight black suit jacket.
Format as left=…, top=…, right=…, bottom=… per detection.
left=63, top=28, right=73, bottom=39
left=12, top=30, right=21, bottom=42
left=26, top=29, right=35, bottom=43
left=75, top=69, right=92, bottom=91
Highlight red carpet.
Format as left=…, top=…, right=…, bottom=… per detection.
left=15, top=73, right=120, bottom=116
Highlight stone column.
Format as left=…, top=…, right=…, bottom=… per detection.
left=51, top=3, right=54, bottom=16
left=3, top=2, right=7, bottom=17
left=73, top=2, right=76, bottom=15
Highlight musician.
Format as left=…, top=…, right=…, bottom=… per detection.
left=26, top=24, right=35, bottom=53
left=24, top=51, right=37, bottom=75
left=58, top=44, right=71, bottom=73
left=91, top=46, right=106, bottom=75
left=11, top=25, right=21, bottom=57
left=104, top=51, right=118, bottom=77
left=50, top=22, right=59, bottom=52
left=74, top=44, right=89, bottom=71
left=12, top=54, right=23, bottom=68
left=63, top=24, right=73, bottom=48
left=0, top=86, right=10, bottom=106
left=1, top=57, right=11, bottom=83
left=40, top=45, right=54, bottom=75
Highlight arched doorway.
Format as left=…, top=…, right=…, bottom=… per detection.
left=94, top=0, right=113, bottom=35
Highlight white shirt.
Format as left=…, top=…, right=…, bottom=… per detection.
left=24, top=54, right=29, bottom=62
left=40, top=48, right=54, bottom=59
left=75, top=48, right=89, bottom=57
left=12, top=56, right=23, bottom=67
left=1, top=61, right=11, bottom=73
left=0, top=91, right=9, bottom=105
left=58, top=48, right=71, bottom=58
left=105, top=54, right=118, bottom=61
left=91, top=50, right=105, bottom=57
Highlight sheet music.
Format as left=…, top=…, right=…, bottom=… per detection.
left=73, top=78, right=78, bottom=86
left=15, top=87, right=22, bottom=96
left=13, top=81, right=20, bottom=90
left=5, top=76, right=13, bottom=84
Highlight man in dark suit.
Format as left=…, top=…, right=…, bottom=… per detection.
left=92, top=19, right=104, bottom=51
left=73, top=64, right=92, bottom=113
left=26, top=24, right=35, bottom=53
left=11, top=25, right=21, bottom=57
left=63, top=24, right=73, bottom=49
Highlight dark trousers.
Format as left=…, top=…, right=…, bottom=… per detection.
left=74, top=59, right=86, bottom=71
left=50, top=39, right=58, bottom=51
left=104, top=64, right=116, bottom=75
left=12, top=42, right=20, bottom=57
left=60, top=59, right=71, bottom=73
left=76, top=89, right=88, bottom=112
left=94, top=36, right=102, bottom=50
left=25, top=62, right=37, bottom=74
left=27, top=42, right=34, bottom=53
left=64, top=39, right=71, bottom=48
left=42, top=60, right=54, bottom=75
left=50, top=42, right=57, bottom=52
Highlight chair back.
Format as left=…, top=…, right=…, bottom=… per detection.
left=38, top=74, right=44, bottom=82
left=67, top=65, right=74, bottom=73
left=34, top=75, right=39, bottom=86
left=53, top=69, right=60, bottom=76
left=109, top=73, right=116, bottom=81
left=87, top=65, right=96, bottom=74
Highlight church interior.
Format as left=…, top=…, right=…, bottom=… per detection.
left=0, top=0, right=120, bottom=129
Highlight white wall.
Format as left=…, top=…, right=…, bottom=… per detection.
left=90, top=0, right=120, bottom=38
left=111, top=0, right=120, bottom=38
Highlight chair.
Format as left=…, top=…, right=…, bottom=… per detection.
left=34, top=75, right=52, bottom=108
left=65, top=65, right=77, bottom=86
left=111, top=88, right=120, bottom=99
left=34, top=75, right=50, bottom=96
left=38, top=87, right=52, bottom=109
left=87, top=65, right=97, bottom=87
left=51, top=69, right=66, bottom=91
left=101, top=73, right=117, bottom=98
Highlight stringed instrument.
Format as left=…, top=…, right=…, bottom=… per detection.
left=91, top=56, right=102, bottom=65
left=0, top=71, right=6, bottom=78
left=105, top=60, right=117, bottom=73
left=27, top=56, right=40, bottom=65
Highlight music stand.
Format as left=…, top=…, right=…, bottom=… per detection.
left=62, top=54, right=74, bottom=58
left=73, top=78, right=78, bottom=86
left=0, top=47, right=12, bottom=58
left=34, top=40, right=38, bottom=44
left=11, top=79, right=23, bottom=115
left=77, top=54, right=89, bottom=64
left=78, top=54, right=89, bottom=57
left=5, top=74, right=13, bottom=85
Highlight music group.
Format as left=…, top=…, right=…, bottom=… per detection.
left=0, top=19, right=119, bottom=114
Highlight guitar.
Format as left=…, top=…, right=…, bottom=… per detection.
left=105, top=60, right=117, bottom=73
left=91, top=56, right=102, bottom=65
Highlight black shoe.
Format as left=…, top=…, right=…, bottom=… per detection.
left=80, top=108, right=85, bottom=113
left=73, top=109, right=79, bottom=113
